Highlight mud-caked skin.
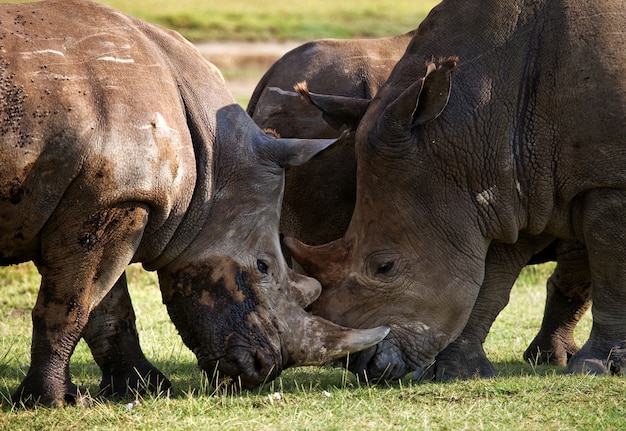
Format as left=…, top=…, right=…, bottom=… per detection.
left=0, top=0, right=389, bottom=407
left=285, top=0, right=624, bottom=381
left=250, top=34, right=593, bottom=380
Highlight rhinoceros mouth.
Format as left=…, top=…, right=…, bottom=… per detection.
left=196, top=344, right=282, bottom=389
left=343, top=334, right=425, bottom=382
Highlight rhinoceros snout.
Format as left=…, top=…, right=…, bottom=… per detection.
left=200, top=345, right=282, bottom=389
left=346, top=342, right=410, bottom=382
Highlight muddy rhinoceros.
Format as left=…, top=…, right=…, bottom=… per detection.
left=0, top=0, right=389, bottom=406
left=248, top=33, right=591, bottom=379
left=283, top=0, right=624, bottom=380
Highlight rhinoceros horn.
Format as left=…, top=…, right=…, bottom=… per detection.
left=283, top=237, right=350, bottom=287
left=279, top=239, right=389, bottom=366
left=280, top=238, right=389, bottom=365
left=284, top=312, right=390, bottom=367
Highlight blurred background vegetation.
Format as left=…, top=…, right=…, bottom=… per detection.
left=100, top=0, right=437, bottom=41
left=0, top=0, right=438, bottom=41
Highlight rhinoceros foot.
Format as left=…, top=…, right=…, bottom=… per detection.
left=523, top=334, right=580, bottom=366
left=12, top=373, right=89, bottom=408
left=98, top=361, right=172, bottom=398
left=416, top=337, right=496, bottom=382
left=568, top=349, right=626, bottom=376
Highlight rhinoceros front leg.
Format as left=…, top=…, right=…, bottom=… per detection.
left=12, top=204, right=149, bottom=407
left=82, top=272, right=171, bottom=398
left=424, top=235, right=559, bottom=381
left=524, top=240, right=591, bottom=365
left=569, top=190, right=626, bottom=375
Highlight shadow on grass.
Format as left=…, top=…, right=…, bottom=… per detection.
left=490, top=359, right=569, bottom=378
left=0, top=356, right=572, bottom=409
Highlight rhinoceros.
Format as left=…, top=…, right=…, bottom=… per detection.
left=283, top=0, right=624, bottom=380
left=248, top=34, right=591, bottom=379
left=0, top=0, right=389, bottom=406
left=247, top=31, right=415, bottom=253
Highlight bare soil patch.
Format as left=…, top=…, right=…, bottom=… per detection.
left=195, top=41, right=301, bottom=102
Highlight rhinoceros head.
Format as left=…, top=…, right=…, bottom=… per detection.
left=284, top=57, right=493, bottom=381
left=158, top=107, right=389, bottom=388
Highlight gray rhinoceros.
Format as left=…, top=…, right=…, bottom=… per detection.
left=247, top=31, right=415, bottom=251
left=284, top=0, right=624, bottom=380
left=249, top=34, right=591, bottom=379
left=0, top=0, right=388, bottom=406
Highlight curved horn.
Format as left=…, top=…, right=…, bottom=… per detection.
left=295, top=81, right=371, bottom=130
left=283, top=237, right=350, bottom=286
left=284, top=313, right=390, bottom=367
left=289, top=270, right=322, bottom=308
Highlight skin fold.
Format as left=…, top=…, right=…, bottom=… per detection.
left=249, top=32, right=591, bottom=381
left=283, top=0, right=624, bottom=380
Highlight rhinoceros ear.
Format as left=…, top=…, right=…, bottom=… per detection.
left=295, top=82, right=371, bottom=130
left=381, top=57, right=457, bottom=139
left=262, top=132, right=347, bottom=168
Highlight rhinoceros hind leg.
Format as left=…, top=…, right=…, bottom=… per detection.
left=567, top=190, right=626, bottom=376
left=83, top=272, right=172, bottom=398
left=568, top=342, right=626, bottom=376
left=523, top=240, right=591, bottom=366
left=13, top=204, right=150, bottom=407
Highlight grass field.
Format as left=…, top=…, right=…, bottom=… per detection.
left=3, top=263, right=625, bottom=430
left=2, top=0, right=626, bottom=430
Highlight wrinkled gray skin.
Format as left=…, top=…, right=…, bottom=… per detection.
left=247, top=32, right=415, bottom=251
left=0, top=0, right=388, bottom=407
left=249, top=35, right=591, bottom=379
left=284, top=0, right=624, bottom=381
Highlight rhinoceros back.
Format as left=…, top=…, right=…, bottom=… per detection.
left=0, top=0, right=216, bottom=264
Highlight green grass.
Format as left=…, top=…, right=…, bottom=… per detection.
left=1, top=1, right=624, bottom=429
left=3, top=262, right=624, bottom=430
left=0, top=0, right=437, bottom=42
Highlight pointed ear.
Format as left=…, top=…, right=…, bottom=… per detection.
left=380, top=57, right=457, bottom=139
left=262, top=132, right=347, bottom=168
left=295, top=82, right=371, bottom=130
left=412, top=57, right=457, bottom=125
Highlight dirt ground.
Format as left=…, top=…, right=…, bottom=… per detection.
left=195, top=41, right=301, bottom=103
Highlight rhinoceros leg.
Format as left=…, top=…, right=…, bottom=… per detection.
left=569, top=190, right=626, bottom=375
left=12, top=204, right=149, bottom=407
left=82, top=272, right=171, bottom=398
left=523, top=240, right=591, bottom=365
left=421, top=235, right=569, bottom=381
left=424, top=241, right=537, bottom=381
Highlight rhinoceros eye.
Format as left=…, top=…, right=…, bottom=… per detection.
left=376, top=261, right=394, bottom=275
left=257, top=259, right=269, bottom=275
